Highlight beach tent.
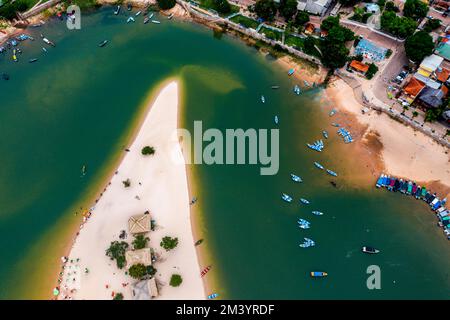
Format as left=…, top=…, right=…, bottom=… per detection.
left=125, top=248, right=152, bottom=269
left=132, top=278, right=159, bottom=300
left=128, top=214, right=151, bottom=234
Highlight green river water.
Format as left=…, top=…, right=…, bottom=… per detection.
left=0, top=8, right=449, bottom=299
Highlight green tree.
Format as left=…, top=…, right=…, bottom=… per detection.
left=405, top=31, right=434, bottom=62
left=303, top=36, right=320, bottom=57
left=254, top=0, right=277, bottom=21
left=321, top=15, right=340, bottom=31
left=384, top=1, right=399, bottom=12
left=170, top=274, right=183, bottom=287
left=366, top=63, right=379, bottom=79
left=338, top=0, right=361, bottom=6
left=381, top=11, right=417, bottom=38
left=141, top=146, right=155, bottom=155
left=412, top=111, right=419, bottom=117
left=294, top=11, right=309, bottom=27
left=378, top=0, right=386, bottom=9
left=0, top=0, right=29, bottom=20
left=424, top=18, right=441, bottom=32
left=156, top=0, right=176, bottom=10
left=213, top=0, right=231, bottom=14
left=132, top=234, right=149, bottom=250
left=106, top=241, right=129, bottom=269
left=113, top=293, right=124, bottom=300
left=160, top=236, right=179, bottom=251
left=129, top=263, right=148, bottom=279
left=279, top=0, right=298, bottom=21
left=320, top=24, right=355, bottom=70
left=403, top=0, right=428, bottom=20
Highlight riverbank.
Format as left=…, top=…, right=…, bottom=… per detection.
left=57, top=79, right=205, bottom=300
left=325, top=78, right=450, bottom=198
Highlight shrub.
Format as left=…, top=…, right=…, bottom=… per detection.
left=141, top=146, right=155, bottom=155
left=132, top=234, right=149, bottom=250
left=129, top=263, right=148, bottom=279
left=170, top=274, right=183, bottom=287
left=122, top=178, right=131, bottom=188
left=366, top=63, right=379, bottom=79
left=106, top=241, right=129, bottom=269
left=160, top=236, right=179, bottom=251
left=113, top=293, right=124, bottom=300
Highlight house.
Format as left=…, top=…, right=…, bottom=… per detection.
left=304, top=22, right=320, bottom=35
left=125, top=248, right=152, bottom=269
left=435, top=67, right=450, bottom=83
left=349, top=60, right=369, bottom=74
left=414, top=72, right=441, bottom=89
left=435, top=41, right=450, bottom=61
left=297, top=0, right=332, bottom=16
left=416, top=86, right=448, bottom=109
left=402, top=77, right=426, bottom=103
left=365, top=3, right=380, bottom=14
left=132, top=278, right=159, bottom=300
left=417, top=54, right=444, bottom=77
left=128, top=214, right=151, bottom=234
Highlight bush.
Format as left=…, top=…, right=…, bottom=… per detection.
left=366, top=63, right=379, bottom=79
left=213, top=0, right=231, bottom=14
left=254, top=0, right=277, bottom=21
left=141, top=146, right=155, bottom=155
left=106, top=241, right=129, bottom=269
left=122, top=178, right=131, bottom=188
left=0, top=0, right=29, bottom=20
left=170, top=274, right=183, bottom=287
left=160, top=236, right=179, bottom=251
left=113, top=293, right=124, bottom=300
left=294, top=11, right=309, bottom=27
left=157, top=0, right=176, bottom=10
left=424, top=18, right=441, bottom=32
left=403, top=0, right=428, bottom=20
left=129, top=263, right=148, bottom=279
left=386, top=48, right=393, bottom=58
left=132, top=234, right=149, bottom=250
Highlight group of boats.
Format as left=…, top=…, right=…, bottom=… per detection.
left=307, top=139, right=324, bottom=152
left=376, top=174, right=450, bottom=240
left=337, top=127, right=354, bottom=144
left=313, top=161, right=337, bottom=177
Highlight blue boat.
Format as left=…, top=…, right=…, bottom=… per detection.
left=299, top=237, right=315, bottom=248
left=312, top=211, right=323, bottom=216
left=331, top=123, right=340, bottom=127
left=274, top=115, right=279, bottom=124
left=282, top=193, right=293, bottom=203
left=326, top=169, right=337, bottom=177
left=376, top=174, right=384, bottom=188
left=300, top=198, right=310, bottom=205
left=293, top=85, right=301, bottom=95
left=310, top=271, right=328, bottom=277
left=288, top=68, right=295, bottom=76
left=329, top=109, right=336, bottom=116
left=208, top=293, right=219, bottom=299
left=314, top=162, right=324, bottom=170
left=298, top=218, right=310, bottom=229
left=291, top=174, right=302, bottom=182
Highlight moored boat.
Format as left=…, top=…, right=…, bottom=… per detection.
left=271, top=85, right=279, bottom=89
left=168, top=13, right=174, bottom=19
left=29, top=58, right=38, bottom=63
left=300, top=198, right=310, bottom=205
left=293, top=85, right=301, bottom=95
left=144, top=16, right=149, bottom=24
left=200, top=265, right=212, bottom=277
left=312, top=211, right=323, bottom=216
left=151, top=20, right=161, bottom=24
left=288, top=68, right=295, bottom=76
left=274, top=115, right=279, bottom=124
left=127, top=16, right=135, bottom=23
left=298, top=218, right=310, bottom=229
left=314, top=162, right=324, bottom=170
left=362, top=246, right=380, bottom=254
left=322, top=130, right=328, bottom=139
left=260, top=95, right=265, bottom=103
left=135, top=11, right=141, bottom=16
left=208, top=293, right=219, bottom=299
left=98, top=40, right=108, bottom=47
left=282, top=193, right=293, bottom=203
left=310, top=271, right=327, bottom=277
left=299, top=237, right=315, bottom=248
left=291, top=174, right=302, bottom=182
left=326, top=169, right=337, bottom=177
left=114, top=5, right=121, bottom=15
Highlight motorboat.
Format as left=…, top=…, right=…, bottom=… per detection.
left=298, top=218, right=310, bottom=229
left=98, top=40, right=108, bottom=47
left=114, top=5, right=121, bottom=15
left=300, top=198, right=310, bottom=205
left=312, top=211, right=323, bottom=216
left=274, top=116, right=279, bottom=124
left=326, top=169, right=337, bottom=177
left=291, top=174, right=302, bottom=182
left=362, top=246, right=380, bottom=254
left=310, top=271, right=327, bottom=277
left=314, top=162, right=324, bottom=170
left=282, top=193, right=293, bottom=203
left=322, top=130, right=328, bottom=139
left=261, top=95, right=265, bottom=103
left=299, top=237, right=315, bottom=248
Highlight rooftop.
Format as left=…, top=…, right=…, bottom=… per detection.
left=418, top=86, right=447, bottom=108
left=414, top=73, right=441, bottom=89
left=125, top=248, right=152, bottom=268
left=403, top=77, right=426, bottom=97
left=420, top=54, right=444, bottom=72
left=349, top=60, right=369, bottom=73
left=436, top=67, right=450, bottom=82
left=435, top=42, right=450, bottom=61
left=128, top=214, right=151, bottom=234
left=132, top=278, right=159, bottom=300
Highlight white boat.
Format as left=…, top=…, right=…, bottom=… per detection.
left=274, top=116, right=279, bottom=124
left=300, top=198, right=310, bottom=205
left=114, top=5, right=121, bottom=15
left=293, top=85, right=301, bottom=95
left=326, top=169, right=337, bottom=177
left=322, top=131, right=328, bottom=139
left=135, top=11, right=142, bottom=16
left=148, top=13, right=154, bottom=19
left=127, top=16, right=135, bottom=23
left=298, top=219, right=311, bottom=229
left=291, top=174, right=302, bottom=182
left=282, top=193, right=293, bottom=203
left=314, top=162, right=324, bottom=170
left=42, top=47, right=47, bottom=52
left=299, top=237, right=315, bottom=248
left=43, top=37, right=55, bottom=46
left=261, top=95, right=265, bottom=103
left=151, top=20, right=161, bottom=24
left=312, top=211, right=323, bottom=216
left=168, top=13, right=174, bottom=19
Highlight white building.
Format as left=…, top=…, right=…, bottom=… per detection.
left=297, top=0, right=332, bottom=16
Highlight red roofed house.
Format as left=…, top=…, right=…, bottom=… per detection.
left=349, top=60, right=369, bottom=74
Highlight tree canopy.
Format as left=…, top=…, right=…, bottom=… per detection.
left=424, top=18, right=441, bottom=32
left=381, top=11, right=417, bottom=38
left=0, top=0, right=29, bottom=20
left=405, top=31, right=434, bottom=63
left=212, top=0, right=232, bottom=14
left=170, top=274, right=183, bottom=287
left=294, top=11, right=310, bottom=27
left=157, top=0, right=176, bottom=10
left=132, top=234, right=149, bottom=250
left=106, top=241, right=129, bottom=269
left=254, top=0, right=277, bottom=21
left=384, top=1, right=399, bottom=12
left=279, top=0, right=298, bottom=21
left=321, top=15, right=340, bottom=31
left=129, top=263, right=148, bottom=279
left=141, top=146, right=155, bottom=155
left=320, top=25, right=355, bottom=70
left=403, top=0, right=428, bottom=20
left=160, top=236, right=179, bottom=251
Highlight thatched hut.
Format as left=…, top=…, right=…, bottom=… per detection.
left=128, top=214, right=151, bottom=234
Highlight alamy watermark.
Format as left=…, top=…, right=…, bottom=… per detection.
left=171, top=121, right=279, bottom=176
left=366, top=265, right=381, bottom=290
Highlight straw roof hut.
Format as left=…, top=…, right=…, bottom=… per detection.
left=125, top=248, right=152, bottom=269
left=128, top=214, right=151, bottom=234
left=131, top=278, right=159, bottom=300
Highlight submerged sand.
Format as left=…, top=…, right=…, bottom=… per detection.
left=58, top=80, right=204, bottom=300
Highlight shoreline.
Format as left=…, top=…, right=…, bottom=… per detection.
left=57, top=78, right=205, bottom=300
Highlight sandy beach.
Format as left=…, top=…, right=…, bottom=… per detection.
left=325, top=79, right=450, bottom=197
left=57, top=80, right=205, bottom=300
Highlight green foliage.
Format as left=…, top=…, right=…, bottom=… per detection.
left=230, top=15, right=259, bottom=29
left=122, top=178, right=131, bottom=188
left=381, top=11, right=417, bottom=38
left=386, top=48, right=393, bottom=58
left=113, top=293, right=124, bottom=300
left=321, top=15, right=340, bottom=31
left=405, top=31, right=434, bottom=62
left=146, top=265, right=157, bottom=278
left=338, top=0, right=361, bottom=6
left=294, top=11, right=309, bottom=27
left=384, top=1, right=399, bottom=12
left=106, top=241, right=129, bottom=269
left=259, top=26, right=282, bottom=41
left=160, top=236, right=179, bottom=251
left=403, top=0, right=428, bottom=20
left=303, top=36, right=321, bottom=57
left=0, top=0, right=30, bottom=20
left=285, top=34, right=305, bottom=49
left=170, top=274, right=183, bottom=287
left=424, top=18, right=441, bottom=32
left=412, top=111, right=419, bottom=117
left=141, top=145, right=155, bottom=155
left=132, top=234, right=149, bottom=250
left=279, top=0, right=298, bottom=21
left=254, top=0, right=277, bottom=21
left=378, top=0, right=386, bottom=9
left=320, top=24, right=355, bottom=70
left=157, top=0, right=176, bottom=10
left=425, top=108, right=442, bottom=122
left=212, top=0, right=231, bottom=14
left=128, top=263, right=148, bottom=279
left=366, top=63, right=379, bottom=79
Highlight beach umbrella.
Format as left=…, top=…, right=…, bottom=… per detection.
left=53, top=288, right=60, bottom=296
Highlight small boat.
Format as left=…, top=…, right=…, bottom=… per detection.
left=274, top=116, right=279, bottom=124
left=300, top=198, right=310, bottom=205
left=43, top=37, right=55, bottom=46
left=326, top=169, right=337, bottom=177
left=200, top=265, right=212, bottom=277
left=312, top=211, right=323, bottom=216
left=271, top=85, right=279, bottom=89
left=298, top=218, right=311, bottom=229
left=288, top=68, right=295, bottom=76
left=151, top=20, right=161, bottom=24
left=261, top=95, right=265, bottom=103
left=81, top=165, right=87, bottom=176
left=304, top=80, right=310, bottom=87
left=168, top=13, right=174, bottom=19
left=310, top=271, right=327, bottom=277
left=144, top=16, right=149, bottom=24
left=127, top=16, right=135, bottom=23
left=376, top=174, right=384, bottom=188
left=291, top=174, right=302, bottom=182
left=114, top=5, right=121, bottom=15
left=12, top=49, right=17, bottom=62
left=329, top=109, right=337, bottom=116
left=190, top=197, right=197, bottom=205
left=194, top=239, right=203, bottom=246
left=282, top=193, right=293, bottom=203
left=208, top=293, right=219, bottom=299
left=299, top=237, right=315, bottom=248
left=293, top=85, right=301, bottom=95
left=331, top=122, right=340, bottom=127
left=148, top=13, right=154, bottom=19
left=42, top=47, right=47, bottom=52
left=29, top=58, right=38, bottom=63
left=322, top=131, right=328, bottom=139
left=314, top=162, right=324, bottom=170
left=98, top=40, right=108, bottom=47
left=362, top=246, right=380, bottom=254
left=135, top=11, right=141, bottom=16
left=127, top=2, right=132, bottom=10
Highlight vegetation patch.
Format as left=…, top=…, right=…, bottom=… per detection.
left=259, top=26, right=282, bottom=41
left=229, top=14, right=259, bottom=29
left=285, top=34, right=304, bottom=50
left=170, top=274, right=183, bottom=287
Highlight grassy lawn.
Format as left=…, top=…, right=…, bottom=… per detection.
left=259, top=26, right=282, bottom=41
left=229, top=14, right=259, bottom=29
left=199, top=0, right=239, bottom=17
left=285, top=34, right=304, bottom=49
